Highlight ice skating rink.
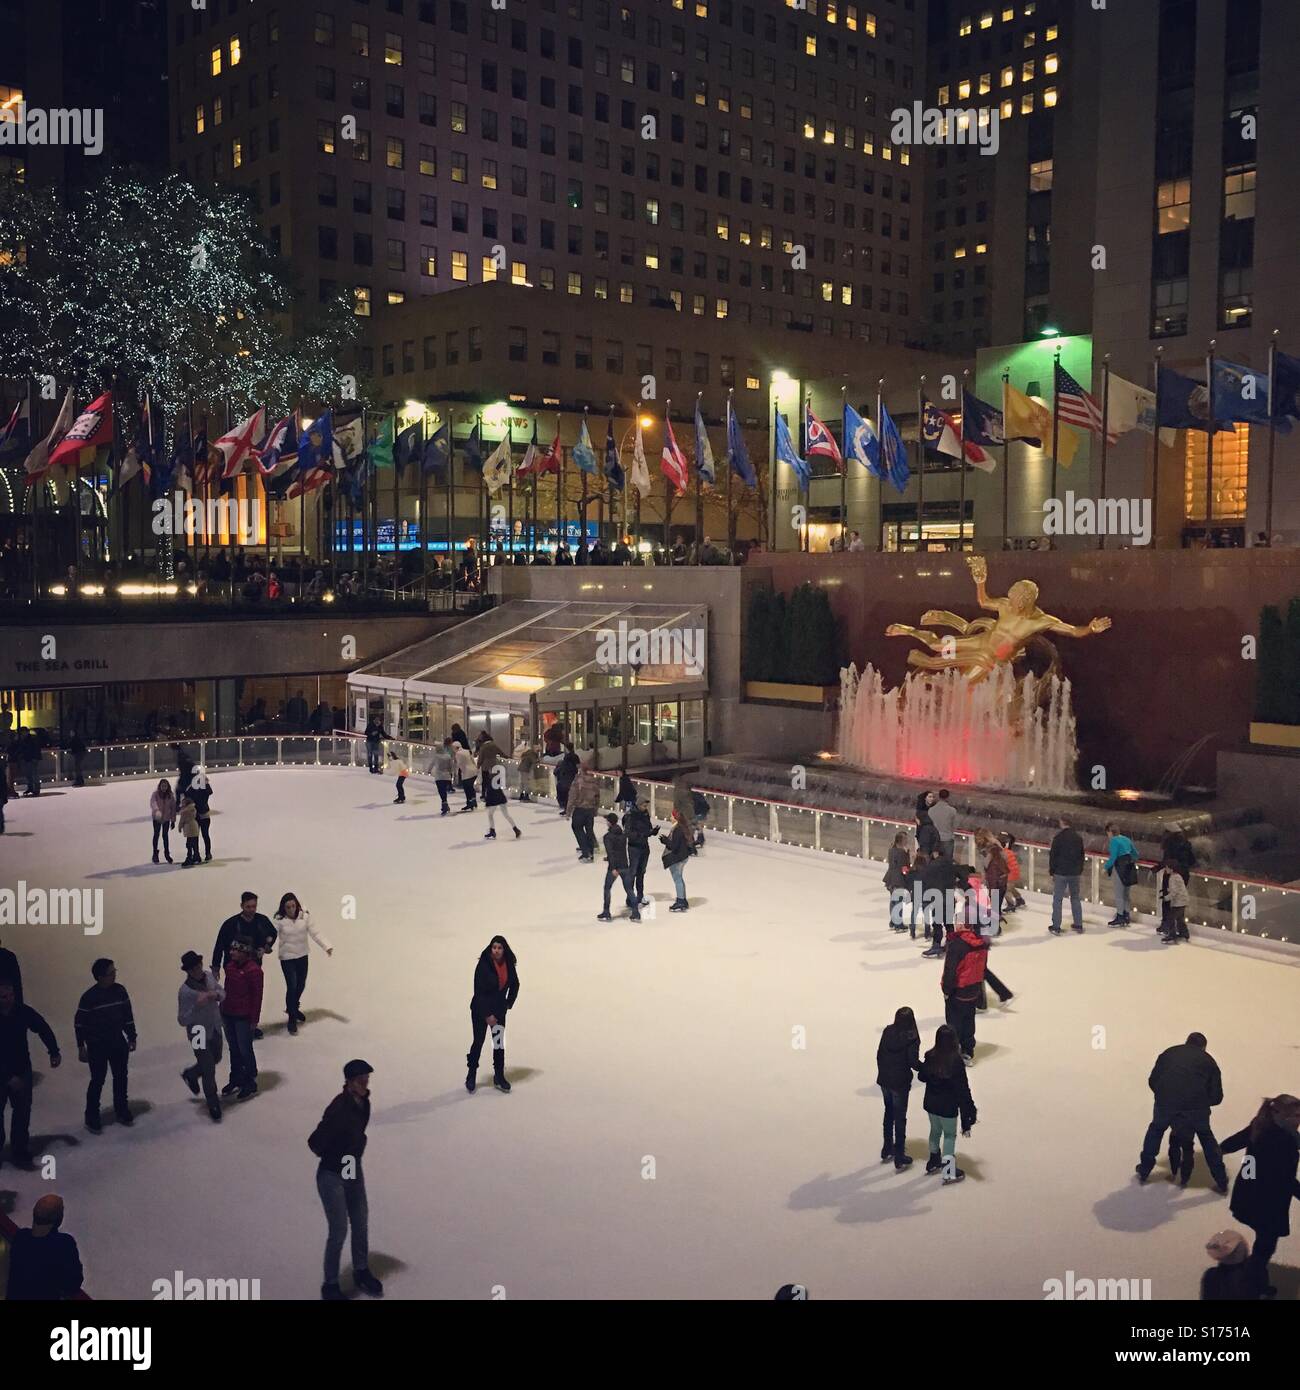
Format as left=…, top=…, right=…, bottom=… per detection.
left=2, top=767, right=1296, bottom=1301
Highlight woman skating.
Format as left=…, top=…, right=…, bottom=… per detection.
left=465, top=935, right=519, bottom=1094
left=476, top=734, right=520, bottom=839
left=453, top=741, right=478, bottom=811
left=876, top=1006, right=921, bottom=1170
left=274, top=893, right=333, bottom=1036
left=1220, top=1094, right=1300, bottom=1297
left=917, top=1024, right=977, bottom=1185
left=150, top=778, right=176, bottom=864
left=884, top=832, right=912, bottom=932
left=659, top=810, right=695, bottom=912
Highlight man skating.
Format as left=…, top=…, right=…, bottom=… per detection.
left=466, top=936, right=519, bottom=1094
left=428, top=739, right=454, bottom=815
left=213, top=891, right=278, bottom=975
left=940, top=921, right=988, bottom=1062
left=309, top=1059, right=383, bottom=1301
left=1135, top=1032, right=1229, bottom=1192
left=0, top=979, right=61, bottom=1169
left=1048, top=816, right=1086, bottom=933
left=566, top=759, right=600, bottom=861
left=220, top=939, right=263, bottom=1101
left=598, top=813, right=641, bottom=921
left=178, top=951, right=225, bottom=1122
left=623, top=800, right=659, bottom=908
left=74, top=959, right=137, bottom=1134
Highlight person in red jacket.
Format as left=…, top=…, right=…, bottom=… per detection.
left=220, top=938, right=263, bottom=1101
left=941, top=923, right=988, bottom=1062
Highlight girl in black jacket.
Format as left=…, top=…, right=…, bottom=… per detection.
left=1221, top=1094, right=1300, bottom=1297
left=553, top=748, right=579, bottom=815
left=466, top=936, right=520, bottom=1094
left=884, top=833, right=913, bottom=934
left=876, top=1006, right=921, bottom=1170
left=917, top=1025, right=977, bottom=1184
left=659, top=811, right=695, bottom=912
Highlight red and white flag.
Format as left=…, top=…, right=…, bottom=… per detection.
left=215, top=407, right=267, bottom=479
left=532, top=430, right=562, bottom=476
left=44, top=390, right=113, bottom=477
left=660, top=416, right=690, bottom=495
left=804, top=404, right=844, bottom=472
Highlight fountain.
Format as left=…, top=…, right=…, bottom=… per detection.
left=837, top=662, right=1079, bottom=793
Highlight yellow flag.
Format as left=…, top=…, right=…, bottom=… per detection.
left=1004, top=383, right=1080, bottom=466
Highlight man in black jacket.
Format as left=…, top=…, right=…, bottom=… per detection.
left=0, top=979, right=61, bottom=1168
left=308, top=1059, right=383, bottom=1301
left=598, top=814, right=641, bottom=922
left=0, top=937, right=20, bottom=1006
left=919, top=855, right=969, bottom=958
left=363, top=717, right=388, bottom=774
left=466, top=936, right=519, bottom=1094
left=4, top=1194, right=84, bottom=1300
left=74, top=959, right=137, bottom=1133
left=623, top=801, right=659, bottom=907
left=1049, top=816, right=1086, bottom=934
left=1135, top=1032, right=1229, bottom=1191
left=212, top=892, right=278, bottom=974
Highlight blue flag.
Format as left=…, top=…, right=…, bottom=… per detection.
left=604, top=414, right=624, bottom=490
left=1158, top=367, right=1233, bottom=435
left=1273, top=351, right=1300, bottom=423
left=774, top=408, right=809, bottom=488
left=727, top=397, right=756, bottom=486
left=843, top=402, right=882, bottom=479
left=878, top=400, right=910, bottom=494
left=463, top=420, right=483, bottom=472
left=422, top=418, right=450, bottom=475
left=961, top=389, right=1005, bottom=447
left=1212, top=360, right=1270, bottom=426
left=573, top=416, right=597, bottom=473
left=694, top=397, right=716, bottom=485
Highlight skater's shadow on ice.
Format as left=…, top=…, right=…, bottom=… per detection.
left=1269, top=1263, right=1299, bottom=1300
left=375, top=1071, right=542, bottom=1125
left=86, top=858, right=252, bottom=879
left=0, top=831, right=34, bottom=836
left=260, top=1009, right=350, bottom=1035
left=790, top=1155, right=955, bottom=1225
left=1093, top=1181, right=1220, bottom=1233
left=861, top=957, right=939, bottom=973
left=25, top=1131, right=82, bottom=1156
left=1107, top=936, right=1167, bottom=953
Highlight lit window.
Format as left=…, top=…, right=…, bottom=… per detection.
left=975, top=242, right=988, bottom=254
left=482, top=255, right=498, bottom=282
left=1044, top=52, right=1059, bottom=74
left=210, top=47, right=222, bottom=77
left=1223, top=166, right=1256, bottom=221
left=820, top=280, right=833, bottom=302
left=695, top=0, right=708, bottom=15
left=229, top=37, right=241, bottom=67
left=953, top=244, right=967, bottom=259
left=1020, top=92, right=1034, bottom=113
left=619, top=282, right=634, bottom=303
left=746, top=374, right=761, bottom=390
left=482, top=159, right=497, bottom=189
left=841, top=284, right=853, bottom=305
left=195, top=104, right=205, bottom=135
left=387, top=291, right=405, bottom=306
left=863, top=10, right=876, bottom=37
left=958, top=80, right=971, bottom=99
left=692, top=293, right=706, bottom=315
left=827, top=1, right=838, bottom=22
left=1001, top=5, right=1014, bottom=18
left=1029, top=159, right=1053, bottom=192
left=979, top=72, right=991, bottom=94
left=806, top=35, right=817, bottom=55
left=669, top=289, right=682, bottom=311
left=1000, top=99, right=1013, bottom=119
left=716, top=213, right=729, bottom=240
left=846, top=4, right=859, bottom=31
left=862, top=134, right=874, bottom=156
left=594, top=277, right=609, bottom=300
left=645, top=244, right=659, bottom=269
left=1043, top=87, right=1057, bottom=107
left=317, top=120, right=334, bottom=155
left=760, top=225, right=773, bottom=249
left=1046, top=24, right=1058, bottom=40
left=232, top=140, right=242, bottom=168
left=958, top=15, right=972, bottom=35
left=804, top=116, right=816, bottom=140
left=451, top=251, right=468, bottom=281
left=823, top=122, right=836, bottom=145
left=716, top=298, right=729, bottom=319
left=1022, top=60, right=1035, bottom=81
left=386, top=137, right=405, bottom=170
left=645, top=197, right=659, bottom=224
left=1001, top=66, right=1014, bottom=87
left=353, top=286, right=371, bottom=316
left=1157, top=178, right=1192, bottom=233
left=979, top=10, right=993, bottom=29
left=451, top=102, right=467, bottom=134
left=421, top=247, right=437, bottom=276
left=1024, top=29, right=1036, bottom=47
left=938, top=84, right=951, bottom=104
left=512, top=260, right=529, bottom=285
left=385, top=33, right=403, bottom=65
left=419, top=147, right=436, bottom=177
left=881, top=143, right=892, bottom=160
left=1024, top=1, right=1036, bottom=13
left=568, top=271, right=583, bottom=294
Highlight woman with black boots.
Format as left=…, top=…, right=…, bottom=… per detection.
left=466, top=936, right=519, bottom=1094
left=150, top=778, right=176, bottom=864
left=884, top=832, right=913, bottom=932
left=917, top=1025, right=977, bottom=1185
left=876, top=1006, right=921, bottom=1170
left=1220, top=1094, right=1300, bottom=1298
left=273, top=893, right=333, bottom=1036
left=659, top=811, right=695, bottom=911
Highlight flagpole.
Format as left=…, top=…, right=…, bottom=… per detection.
left=360, top=403, right=370, bottom=598
left=800, top=394, right=809, bottom=553
left=478, top=412, right=487, bottom=569
left=726, top=389, right=736, bottom=560
left=1150, top=346, right=1163, bottom=546
left=1264, top=328, right=1279, bottom=542
left=1205, top=339, right=1216, bottom=540
left=665, top=400, right=675, bottom=560
left=876, top=377, right=885, bottom=552
left=1049, top=343, right=1061, bottom=517
left=1098, top=356, right=1111, bottom=552
left=446, top=408, right=454, bottom=604
left=419, top=410, right=429, bottom=605
left=260, top=399, right=271, bottom=583
left=958, top=368, right=968, bottom=552
left=224, top=394, right=235, bottom=609
left=556, top=412, right=564, bottom=557
left=1001, top=371, right=1010, bottom=548
left=507, top=418, right=515, bottom=565
left=915, top=375, right=925, bottom=551
left=580, top=407, right=590, bottom=556
left=695, top=393, right=704, bottom=563
left=392, top=412, right=400, bottom=601
left=840, top=385, right=848, bottom=548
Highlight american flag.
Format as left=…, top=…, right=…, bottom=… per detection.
left=1055, top=364, right=1117, bottom=443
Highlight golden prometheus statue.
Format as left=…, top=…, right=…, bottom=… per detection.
left=885, top=555, right=1111, bottom=685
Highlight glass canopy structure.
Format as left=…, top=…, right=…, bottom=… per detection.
left=347, top=599, right=709, bottom=769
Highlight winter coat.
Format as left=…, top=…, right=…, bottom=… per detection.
left=453, top=745, right=478, bottom=782
left=5, top=1228, right=84, bottom=1301
left=220, top=957, right=264, bottom=1027
left=476, top=739, right=505, bottom=776
left=928, top=800, right=957, bottom=842
left=150, top=789, right=176, bottom=824
left=616, top=772, right=637, bottom=804
left=309, top=1090, right=371, bottom=1175
left=187, top=784, right=212, bottom=818
left=671, top=778, right=695, bottom=824
left=884, top=845, right=911, bottom=891
left=0, top=945, right=22, bottom=1006
left=659, top=823, right=694, bottom=869
left=1222, top=1121, right=1300, bottom=1236
left=623, top=807, right=659, bottom=849
left=428, top=747, right=454, bottom=780
left=554, top=751, right=580, bottom=802
left=566, top=768, right=600, bottom=814
left=917, top=1054, right=977, bottom=1126
left=920, top=855, right=967, bottom=922
left=177, top=801, right=200, bottom=839
left=915, top=792, right=934, bottom=827
left=1002, top=847, right=1021, bottom=884
left=916, top=821, right=940, bottom=856
left=1157, top=868, right=1189, bottom=910
left=275, top=909, right=332, bottom=961
left=177, top=970, right=224, bottom=1046
left=0, top=1003, right=59, bottom=1082
left=471, top=939, right=520, bottom=1020
left=1104, top=833, right=1138, bottom=875
left=602, top=824, right=631, bottom=871
left=941, top=928, right=988, bottom=1000
left=1147, top=1043, right=1223, bottom=1113
left=213, top=912, right=277, bottom=972
left=1049, top=827, right=1085, bottom=876
left=875, top=1024, right=921, bottom=1090
left=73, top=983, right=137, bottom=1049
left=982, top=845, right=1009, bottom=895
left=364, top=720, right=386, bottom=748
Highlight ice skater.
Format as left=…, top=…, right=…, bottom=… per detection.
left=177, top=950, right=225, bottom=1122
left=74, top=959, right=137, bottom=1134
left=918, top=1025, right=977, bottom=1184
left=1103, top=822, right=1139, bottom=926
left=565, top=757, right=600, bottom=861
left=466, top=936, right=519, bottom=1094
left=453, top=739, right=478, bottom=810
left=598, top=813, right=640, bottom=922
left=309, top=1059, right=383, bottom=1301
left=150, top=778, right=176, bottom=863
left=615, top=769, right=637, bottom=814
left=213, top=892, right=278, bottom=975
left=477, top=733, right=520, bottom=839
left=363, top=716, right=388, bottom=774
left=998, top=832, right=1025, bottom=912
left=219, top=938, right=263, bottom=1102
left=940, top=914, right=988, bottom=1061
left=1134, top=1032, right=1229, bottom=1191
left=553, top=745, right=579, bottom=815
left=390, top=751, right=410, bottom=803
left=1220, top=1094, right=1300, bottom=1298
left=188, top=771, right=214, bottom=862
left=1157, top=858, right=1190, bottom=943
left=4, top=1195, right=84, bottom=1301
left=0, top=978, right=61, bottom=1169
left=876, top=1006, right=921, bottom=1170
left=659, top=810, right=695, bottom=912
left=428, top=739, right=454, bottom=815
left=623, top=799, right=659, bottom=908
left=178, top=794, right=202, bottom=865
left=1199, top=1230, right=1257, bottom=1301
left=884, top=832, right=913, bottom=932
left=274, top=893, right=333, bottom=1035
left=1048, top=816, right=1085, bottom=934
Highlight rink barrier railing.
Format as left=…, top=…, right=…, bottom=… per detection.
left=19, top=734, right=1299, bottom=950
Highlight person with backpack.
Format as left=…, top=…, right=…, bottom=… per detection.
left=1103, top=822, right=1139, bottom=926
left=941, top=916, right=989, bottom=1061
left=598, top=813, right=641, bottom=922
left=917, top=1025, right=977, bottom=1185
left=884, top=832, right=913, bottom=932
left=876, top=1006, right=921, bottom=1170
left=427, top=739, right=454, bottom=815
left=1220, top=1094, right=1300, bottom=1298
left=659, top=810, right=695, bottom=912
left=309, top=1059, right=383, bottom=1301
left=465, top=936, right=519, bottom=1094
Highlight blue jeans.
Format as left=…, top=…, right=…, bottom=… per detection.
left=316, top=1165, right=369, bottom=1286
left=222, top=1016, right=257, bottom=1087
left=1051, top=874, right=1082, bottom=929
left=603, top=867, right=638, bottom=915
left=668, top=861, right=686, bottom=900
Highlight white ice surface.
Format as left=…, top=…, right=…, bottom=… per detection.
left=0, top=768, right=1295, bottom=1301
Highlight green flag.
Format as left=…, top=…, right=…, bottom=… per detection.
left=368, top=412, right=396, bottom=469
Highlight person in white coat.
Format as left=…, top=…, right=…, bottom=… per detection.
left=274, top=893, right=333, bottom=1035
left=453, top=742, right=478, bottom=811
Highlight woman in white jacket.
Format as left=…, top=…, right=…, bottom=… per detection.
left=453, top=742, right=478, bottom=811
left=274, top=892, right=333, bottom=1035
